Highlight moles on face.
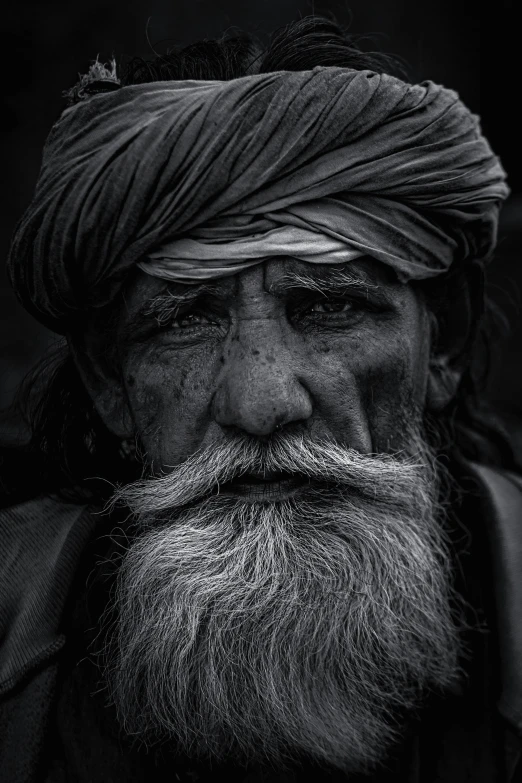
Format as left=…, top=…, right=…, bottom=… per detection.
left=79, top=256, right=435, bottom=471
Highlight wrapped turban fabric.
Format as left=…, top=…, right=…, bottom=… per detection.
left=8, top=66, right=509, bottom=333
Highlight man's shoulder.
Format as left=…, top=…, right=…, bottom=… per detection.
left=464, top=461, right=522, bottom=739
left=0, top=494, right=96, bottom=694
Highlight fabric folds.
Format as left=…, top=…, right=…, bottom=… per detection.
left=7, top=67, right=509, bottom=332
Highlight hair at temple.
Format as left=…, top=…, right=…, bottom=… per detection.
left=0, top=16, right=517, bottom=505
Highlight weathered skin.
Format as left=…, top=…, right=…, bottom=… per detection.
left=75, top=256, right=454, bottom=471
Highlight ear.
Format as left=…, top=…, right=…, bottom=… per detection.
left=424, top=262, right=483, bottom=413
left=426, top=355, right=462, bottom=412
left=68, top=333, right=135, bottom=440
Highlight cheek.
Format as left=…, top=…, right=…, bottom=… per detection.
left=315, top=318, right=430, bottom=453
left=359, top=330, right=430, bottom=451
left=122, top=347, right=218, bottom=465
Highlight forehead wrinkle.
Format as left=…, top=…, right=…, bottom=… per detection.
left=129, top=257, right=386, bottom=330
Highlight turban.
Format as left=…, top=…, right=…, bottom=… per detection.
left=8, top=66, right=509, bottom=333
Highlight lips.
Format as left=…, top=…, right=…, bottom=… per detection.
left=237, top=470, right=293, bottom=483
left=216, top=471, right=310, bottom=501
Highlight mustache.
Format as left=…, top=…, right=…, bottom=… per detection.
left=113, top=432, right=435, bottom=515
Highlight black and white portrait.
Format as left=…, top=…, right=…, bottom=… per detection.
left=1, top=3, right=521, bottom=781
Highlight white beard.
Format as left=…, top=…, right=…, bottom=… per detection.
left=102, top=433, right=461, bottom=775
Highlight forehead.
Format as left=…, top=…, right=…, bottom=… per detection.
left=121, top=255, right=403, bottom=315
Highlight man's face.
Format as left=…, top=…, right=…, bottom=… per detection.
left=109, top=256, right=432, bottom=472
left=86, top=256, right=461, bottom=773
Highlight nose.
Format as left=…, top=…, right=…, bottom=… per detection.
left=211, top=319, right=314, bottom=437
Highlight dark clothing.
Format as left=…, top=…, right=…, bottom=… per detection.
left=1, top=460, right=521, bottom=782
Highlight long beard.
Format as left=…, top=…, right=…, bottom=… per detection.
left=102, top=432, right=462, bottom=774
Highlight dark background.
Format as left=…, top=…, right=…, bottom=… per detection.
left=2, top=0, right=520, bottom=414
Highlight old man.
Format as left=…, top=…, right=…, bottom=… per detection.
left=1, top=16, right=521, bottom=783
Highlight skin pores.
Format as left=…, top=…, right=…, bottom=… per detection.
left=81, top=256, right=434, bottom=471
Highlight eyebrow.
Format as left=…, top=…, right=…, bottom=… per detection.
left=267, top=265, right=380, bottom=296
left=139, top=283, right=221, bottom=325
left=134, top=262, right=384, bottom=329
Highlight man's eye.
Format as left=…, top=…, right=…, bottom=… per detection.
left=309, top=299, right=355, bottom=315
left=170, top=312, right=213, bottom=329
